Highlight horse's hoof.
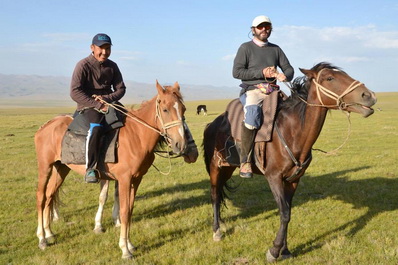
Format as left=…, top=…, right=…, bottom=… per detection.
left=266, top=249, right=277, bottom=263
left=93, top=227, right=105, bottom=234
left=45, top=235, right=56, bottom=244
left=38, top=239, right=47, bottom=250
left=122, top=252, right=133, bottom=259
left=128, top=244, right=136, bottom=253
left=213, top=229, right=223, bottom=242
left=281, top=253, right=293, bottom=260
left=219, top=222, right=227, bottom=233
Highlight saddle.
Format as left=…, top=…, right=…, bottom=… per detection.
left=61, top=104, right=125, bottom=165
left=216, top=90, right=284, bottom=170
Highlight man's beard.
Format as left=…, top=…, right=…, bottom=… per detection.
left=254, top=31, right=271, bottom=42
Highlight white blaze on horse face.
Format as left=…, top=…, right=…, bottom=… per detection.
left=173, top=102, right=184, bottom=137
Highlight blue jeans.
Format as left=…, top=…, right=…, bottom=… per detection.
left=240, top=89, right=267, bottom=130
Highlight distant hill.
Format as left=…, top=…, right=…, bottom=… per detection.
left=0, top=73, right=239, bottom=106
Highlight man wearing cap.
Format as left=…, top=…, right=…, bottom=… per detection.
left=70, top=33, right=126, bottom=183
left=233, top=15, right=294, bottom=178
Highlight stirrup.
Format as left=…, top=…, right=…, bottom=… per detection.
left=85, top=169, right=99, bottom=183
left=239, top=163, right=253, bottom=179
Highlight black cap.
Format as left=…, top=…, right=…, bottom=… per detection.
left=92, top=33, right=112, bottom=46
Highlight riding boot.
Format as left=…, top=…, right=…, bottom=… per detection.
left=239, top=123, right=256, bottom=178
left=85, top=123, right=102, bottom=183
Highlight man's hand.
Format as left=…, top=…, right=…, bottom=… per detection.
left=263, top=67, right=287, bottom=82
left=100, top=104, right=108, bottom=113
left=263, top=66, right=276, bottom=78
left=92, top=94, right=103, bottom=101
left=275, top=73, right=287, bottom=82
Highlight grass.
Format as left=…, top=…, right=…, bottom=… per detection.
left=0, top=92, right=397, bottom=264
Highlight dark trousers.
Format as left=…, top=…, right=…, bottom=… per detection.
left=83, top=108, right=105, bottom=170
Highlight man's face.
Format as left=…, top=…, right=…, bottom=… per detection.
left=252, top=22, right=272, bottom=42
left=91, top=43, right=111, bottom=62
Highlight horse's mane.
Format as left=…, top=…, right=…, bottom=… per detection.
left=279, top=62, right=342, bottom=124
left=126, top=85, right=184, bottom=151
left=128, top=85, right=184, bottom=116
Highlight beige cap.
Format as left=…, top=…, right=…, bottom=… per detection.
left=252, top=15, right=272, bottom=27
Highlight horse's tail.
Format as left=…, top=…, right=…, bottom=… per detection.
left=202, top=114, right=225, bottom=174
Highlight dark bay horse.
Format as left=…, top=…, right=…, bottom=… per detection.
left=203, top=63, right=377, bottom=262
left=36, top=81, right=188, bottom=259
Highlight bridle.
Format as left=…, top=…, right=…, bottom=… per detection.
left=310, top=68, right=364, bottom=110
left=95, top=96, right=184, bottom=145
left=278, top=67, right=365, bottom=181
left=155, top=96, right=184, bottom=143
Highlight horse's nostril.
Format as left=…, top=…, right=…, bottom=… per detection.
left=362, top=92, right=370, bottom=99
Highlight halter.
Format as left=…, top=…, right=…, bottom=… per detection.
left=155, top=95, right=184, bottom=143
left=312, top=68, right=364, bottom=110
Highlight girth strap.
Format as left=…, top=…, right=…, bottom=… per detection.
left=275, top=124, right=312, bottom=182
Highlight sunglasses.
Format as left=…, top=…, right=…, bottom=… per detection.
left=256, top=25, right=272, bottom=30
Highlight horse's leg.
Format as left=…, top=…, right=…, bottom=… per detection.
left=38, top=162, right=69, bottom=248
left=117, top=176, right=141, bottom=259
left=279, top=181, right=298, bottom=260
left=36, top=162, right=52, bottom=250
left=126, top=177, right=141, bottom=253
left=112, top=181, right=121, bottom=227
left=211, top=164, right=235, bottom=241
left=93, top=180, right=110, bottom=233
left=266, top=177, right=298, bottom=262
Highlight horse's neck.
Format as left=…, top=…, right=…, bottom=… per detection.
left=124, top=97, right=161, bottom=148
left=281, top=96, right=328, bottom=162
left=298, top=96, right=329, bottom=160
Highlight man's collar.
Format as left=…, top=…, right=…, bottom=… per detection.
left=252, top=38, right=268, bottom=47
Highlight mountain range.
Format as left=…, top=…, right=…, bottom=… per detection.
left=0, top=73, right=239, bottom=105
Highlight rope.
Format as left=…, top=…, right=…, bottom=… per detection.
left=93, top=96, right=183, bottom=175
left=280, top=71, right=357, bottom=155
left=311, top=111, right=352, bottom=155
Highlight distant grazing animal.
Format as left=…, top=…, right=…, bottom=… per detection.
left=196, top=105, right=207, bottom=115
left=203, top=62, right=377, bottom=262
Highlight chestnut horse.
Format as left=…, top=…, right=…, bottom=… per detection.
left=36, top=81, right=187, bottom=259
left=91, top=122, right=199, bottom=233
left=203, top=63, right=377, bottom=262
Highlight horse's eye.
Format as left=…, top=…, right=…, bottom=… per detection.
left=327, top=77, right=334, bottom=81
left=163, top=109, right=168, bottom=113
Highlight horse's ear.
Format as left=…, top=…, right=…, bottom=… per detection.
left=300, top=68, right=316, bottom=79
left=156, top=80, right=165, bottom=94
left=172, top=81, right=180, bottom=91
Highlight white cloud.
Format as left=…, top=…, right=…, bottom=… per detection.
left=41, top=32, right=90, bottom=43
left=221, top=54, right=236, bottom=61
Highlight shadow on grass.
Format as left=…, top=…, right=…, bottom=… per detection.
left=217, top=165, right=398, bottom=257
left=49, top=164, right=398, bottom=258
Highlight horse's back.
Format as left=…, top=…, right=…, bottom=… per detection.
left=35, top=115, right=73, bottom=162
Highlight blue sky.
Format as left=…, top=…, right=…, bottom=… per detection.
left=1, top=0, right=397, bottom=93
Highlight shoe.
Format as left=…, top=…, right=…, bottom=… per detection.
left=239, top=163, right=253, bottom=178
left=85, top=169, right=99, bottom=183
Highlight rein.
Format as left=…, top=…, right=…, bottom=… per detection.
left=96, top=97, right=182, bottom=142
left=95, top=96, right=185, bottom=175
left=281, top=68, right=360, bottom=155
left=283, top=68, right=363, bottom=110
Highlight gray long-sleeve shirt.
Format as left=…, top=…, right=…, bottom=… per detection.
left=233, top=41, right=294, bottom=95
left=70, top=54, right=126, bottom=111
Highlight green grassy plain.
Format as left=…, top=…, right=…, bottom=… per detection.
left=0, top=92, right=397, bottom=264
